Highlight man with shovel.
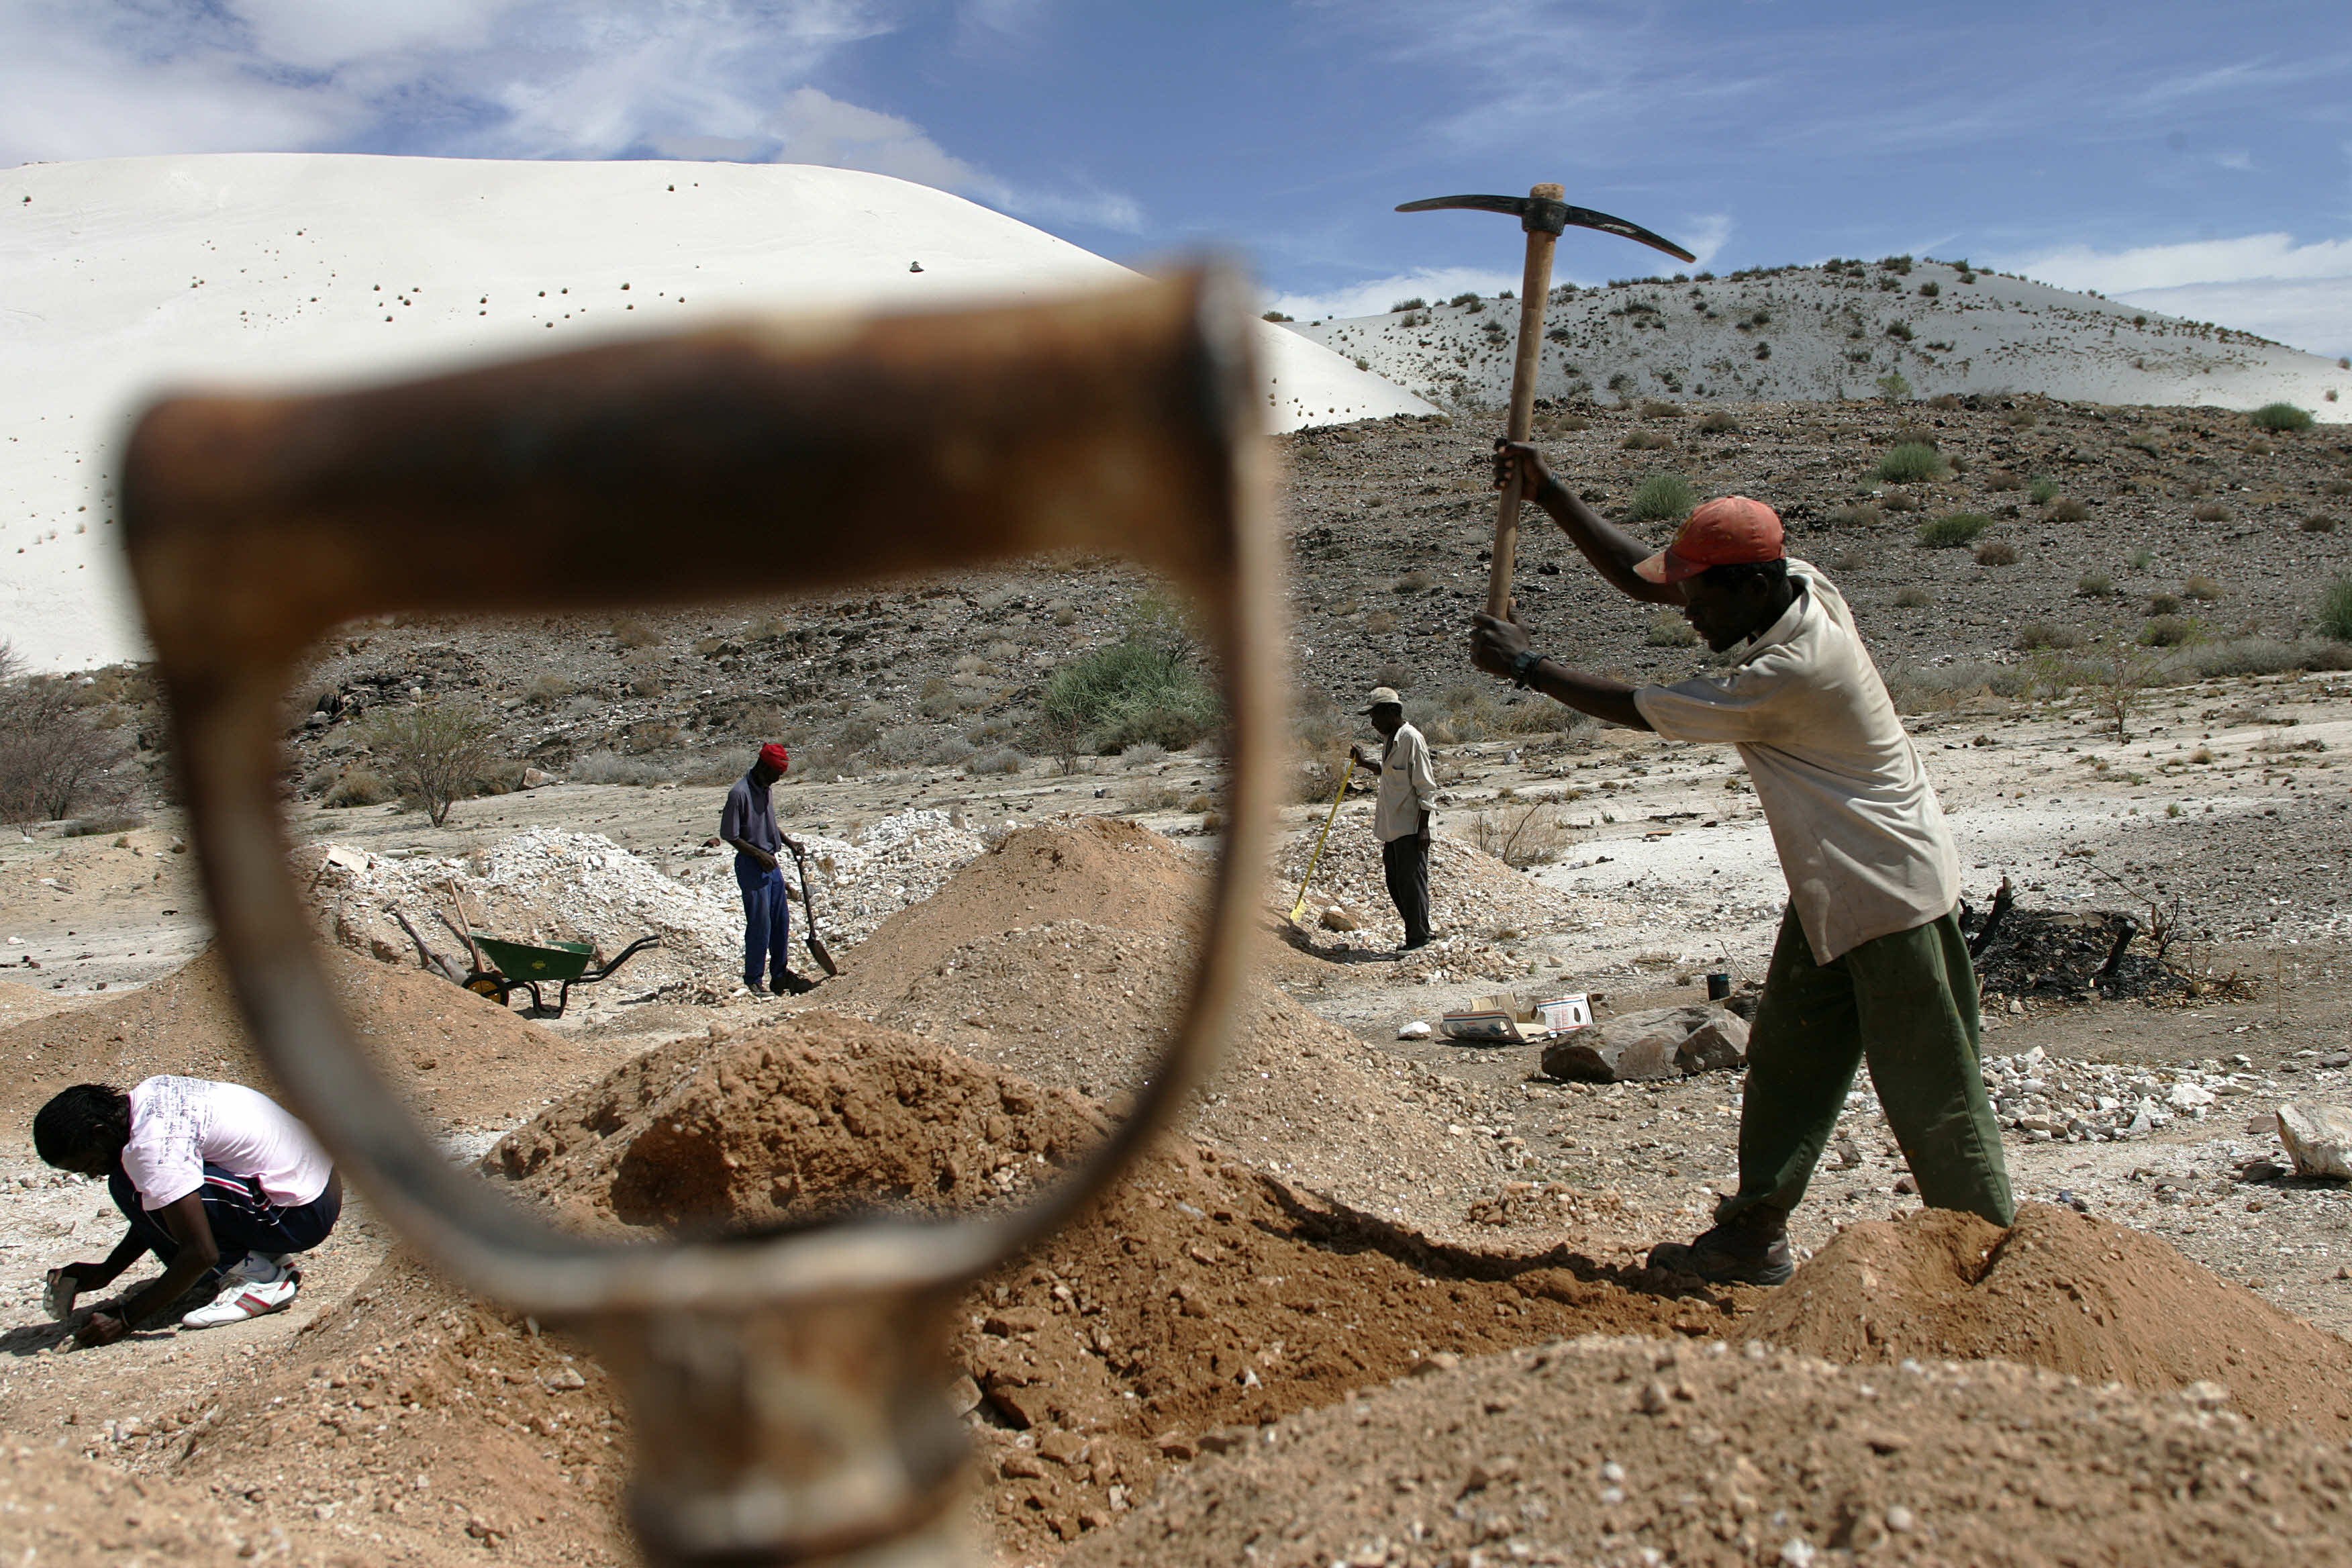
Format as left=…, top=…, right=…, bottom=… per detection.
left=722, top=742, right=818, bottom=996
left=1469, top=444, right=2013, bottom=1285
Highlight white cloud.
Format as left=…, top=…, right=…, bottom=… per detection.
left=1997, top=232, right=2352, bottom=294
left=1678, top=213, right=1732, bottom=272
left=1267, top=266, right=1520, bottom=323
left=0, top=0, right=1140, bottom=233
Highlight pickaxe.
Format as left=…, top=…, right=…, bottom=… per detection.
left=1398, top=185, right=1696, bottom=617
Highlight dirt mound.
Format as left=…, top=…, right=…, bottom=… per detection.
left=0, top=945, right=609, bottom=1135
left=1067, top=1334, right=2352, bottom=1568
left=475, top=1018, right=1747, bottom=1557
left=1738, top=1204, right=2352, bottom=1433
left=116, top=1251, right=632, bottom=1567
left=0, top=974, right=83, bottom=1031
left=820, top=917, right=1506, bottom=1218
left=489, top=1013, right=1110, bottom=1232
left=828, top=816, right=1209, bottom=986
left=0, top=1442, right=338, bottom=1567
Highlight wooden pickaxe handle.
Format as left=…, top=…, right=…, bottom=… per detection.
left=1487, top=181, right=1565, bottom=620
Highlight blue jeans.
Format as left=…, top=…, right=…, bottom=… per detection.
left=109, top=1163, right=342, bottom=1278
left=735, top=853, right=793, bottom=988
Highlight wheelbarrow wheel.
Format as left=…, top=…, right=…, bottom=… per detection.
left=464, top=971, right=513, bottom=1006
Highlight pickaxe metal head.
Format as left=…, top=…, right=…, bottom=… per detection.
left=1395, top=193, right=1696, bottom=263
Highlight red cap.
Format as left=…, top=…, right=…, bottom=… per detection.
left=758, top=742, right=789, bottom=773
left=1633, top=495, right=1784, bottom=583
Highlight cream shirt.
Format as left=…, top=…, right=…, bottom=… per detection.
left=1373, top=722, right=1438, bottom=844
left=1632, top=562, right=1959, bottom=963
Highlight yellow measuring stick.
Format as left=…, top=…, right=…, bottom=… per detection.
left=1289, top=754, right=1357, bottom=922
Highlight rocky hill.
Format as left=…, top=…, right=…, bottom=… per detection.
left=1286, top=255, right=2348, bottom=420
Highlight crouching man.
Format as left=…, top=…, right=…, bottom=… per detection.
left=34, top=1077, right=342, bottom=1344
left=1472, top=442, right=2013, bottom=1284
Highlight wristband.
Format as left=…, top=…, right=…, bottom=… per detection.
left=1508, top=648, right=1544, bottom=688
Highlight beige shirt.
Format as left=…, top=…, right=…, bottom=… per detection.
left=1632, top=562, right=1959, bottom=963
left=1373, top=722, right=1438, bottom=843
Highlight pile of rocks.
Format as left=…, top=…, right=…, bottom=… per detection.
left=1976, top=1044, right=2320, bottom=1144
left=675, top=807, right=988, bottom=950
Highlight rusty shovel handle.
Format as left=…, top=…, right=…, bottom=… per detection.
left=118, top=267, right=1283, bottom=1317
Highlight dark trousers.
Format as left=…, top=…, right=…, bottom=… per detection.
left=1381, top=834, right=1431, bottom=948
left=1717, top=904, right=2014, bottom=1229
left=734, top=853, right=794, bottom=987
left=109, top=1163, right=342, bottom=1276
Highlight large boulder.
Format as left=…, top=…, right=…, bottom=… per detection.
left=1540, top=1004, right=1749, bottom=1084
left=2277, top=1103, right=2352, bottom=1180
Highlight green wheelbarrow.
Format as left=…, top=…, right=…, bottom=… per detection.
left=462, top=932, right=661, bottom=1018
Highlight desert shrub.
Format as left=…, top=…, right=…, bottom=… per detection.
left=2127, top=548, right=2155, bottom=570
left=1917, top=281, right=1941, bottom=297
left=2026, top=475, right=2059, bottom=505
left=2191, top=500, right=2231, bottom=522
left=2046, top=497, right=2090, bottom=523
left=1894, top=585, right=1930, bottom=607
left=1826, top=548, right=1867, bottom=573
left=1038, top=597, right=1220, bottom=755
left=2077, top=572, right=2114, bottom=597
left=2147, top=592, right=2184, bottom=616
left=625, top=658, right=665, bottom=699
left=2014, top=622, right=2079, bottom=651
left=2139, top=615, right=2198, bottom=648
left=1392, top=569, right=1438, bottom=595
left=2186, top=638, right=2300, bottom=678
left=1120, top=740, right=1169, bottom=770
left=1390, top=297, right=1426, bottom=312
left=969, top=747, right=1026, bottom=776
left=2318, top=578, right=2352, bottom=642
left=967, top=716, right=1015, bottom=745
left=526, top=673, right=575, bottom=707
left=611, top=616, right=663, bottom=650
left=0, top=652, right=134, bottom=824
left=1824, top=503, right=1885, bottom=530
left=1917, top=512, right=1991, bottom=548
left=570, top=750, right=675, bottom=787
left=2302, top=513, right=2340, bottom=534
left=62, top=809, right=145, bottom=838
left=1645, top=610, right=1698, bottom=647
left=1364, top=608, right=1398, bottom=634
left=1638, top=399, right=1683, bottom=420
left=1471, top=802, right=1569, bottom=869
left=1875, top=442, right=1947, bottom=483
left=1883, top=321, right=1914, bottom=342
left=359, top=698, right=501, bottom=824
left=2182, top=575, right=2222, bottom=601
left=1873, top=371, right=1910, bottom=401
left=1448, top=291, right=1481, bottom=308
left=1974, top=540, right=2018, bottom=566
left=1880, top=488, right=1920, bottom=513
left=1120, top=781, right=1182, bottom=814
left=1620, top=430, right=1674, bottom=450
left=1753, top=341, right=1771, bottom=360
left=1628, top=473, right=1697, bottom=523
left=1695, top=410, right=1738, bottom=434
left=324, top=768, right=394, bottom=807
left=1984, top=469, right=2021, bottom=491
left=2251, top=402, right=2312, bottom=432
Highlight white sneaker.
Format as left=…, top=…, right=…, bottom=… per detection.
left=219, top=1253, right=286, bottom=1287
left=181, top=1275, right=298, bottom=1328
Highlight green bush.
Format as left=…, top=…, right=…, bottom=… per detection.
left=358, top=698, right=501, bottom=826
left=1628, top=473, right=1698, bottom=523
left=1038, top=599, right=1221, bottom=756
left=2077, top=572, right=2114, bottom=598
left=1875, top=442, right=1947, bottom=483
left=1389, top=296, right=1426, bottom=312
left=2028, top=475, right=2060, bottom=505
left=1918, top=512, right=1992, bottom=548
left=2320, top=577, right=2352, bottom=642
left=2251, top=402, right=2313, bottom=432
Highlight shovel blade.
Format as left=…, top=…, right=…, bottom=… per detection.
left=807, top=934, right=840, bottom=977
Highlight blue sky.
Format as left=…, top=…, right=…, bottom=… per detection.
left=5, top=1, right=2347, bottom=354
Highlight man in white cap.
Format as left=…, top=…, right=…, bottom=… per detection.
left=1351, top=686, right=1438, bottom=950
left=1469, top=442, right=2012, bottom=1286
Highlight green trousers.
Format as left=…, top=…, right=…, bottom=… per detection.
left=1717, top=903, right=2015, bottom=1228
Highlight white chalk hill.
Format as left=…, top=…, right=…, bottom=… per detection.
left=1293, top=258, right=2347, bottom=422
left=1, top=154, right=1432, bottom=672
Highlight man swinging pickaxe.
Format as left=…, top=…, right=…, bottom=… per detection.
left=1397, top=185, right=1695, bottom=617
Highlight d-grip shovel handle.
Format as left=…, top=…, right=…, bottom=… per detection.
left=119, top=268, right=1280, bottom=1565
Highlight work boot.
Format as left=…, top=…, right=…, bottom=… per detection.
left=1647, top=1210, right=1794, bottom=1287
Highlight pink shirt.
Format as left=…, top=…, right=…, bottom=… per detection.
left=120, top=1077, right=334, bottom=1211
